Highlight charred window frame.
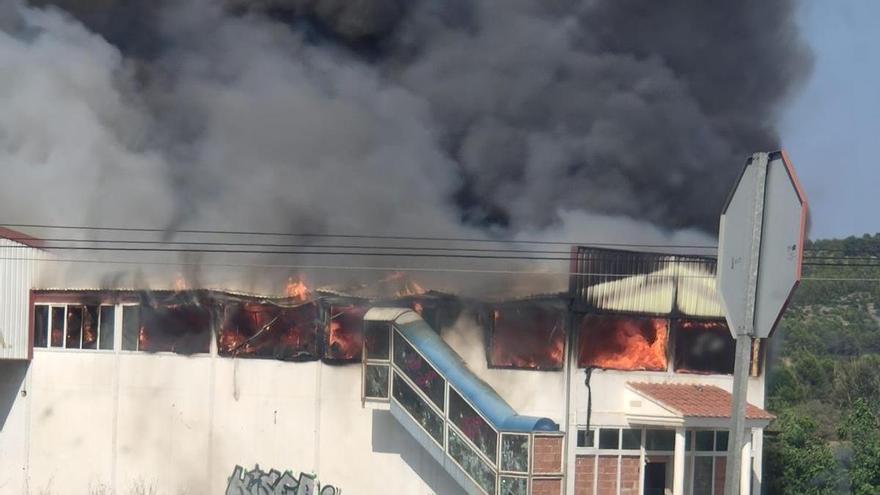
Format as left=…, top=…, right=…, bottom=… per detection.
left=486, top=304, right=566, bottom=371
left=363, top=321, right=392, bottom=401
left=215, top=300, right=320, bottom=361
left=324, top=304, right=367, bottom=363
left=672, top=319, right=736, bottom=375
left=577, top=314, right=669, bottom=371
left=33, top=303, right=117, bottom=351
left=120, top=295, right=212, bottom=355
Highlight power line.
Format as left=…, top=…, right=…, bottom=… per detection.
left=3, top=254, right=880, bottom=281
left=0, top=255, right=716, bottom=278
left=4, top=239, right=880, bottom=266
left=0, top=235, right=874, bottom=261
left=1, top=222, right=720, bottom=249
left=0, top=236, right=687, bottom=255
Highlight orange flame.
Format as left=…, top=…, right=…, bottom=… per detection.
left=285, top=277, right=310, bottom=301
left=381, top=271, right=427, bottom=297
left=579, top=316, right=668, bottom=371
left=173, top=273, right=188, bottom=291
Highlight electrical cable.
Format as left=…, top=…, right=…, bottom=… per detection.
left=1, top=222, right=721, bottom=249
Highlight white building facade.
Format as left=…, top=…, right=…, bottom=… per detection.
left=0, top=239, right=773, bottom=495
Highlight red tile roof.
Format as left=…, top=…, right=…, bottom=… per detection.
left=629, top=382, right=775, bottom=421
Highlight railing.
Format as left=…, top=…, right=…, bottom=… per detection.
left=362, top=312, right=563, bottom=495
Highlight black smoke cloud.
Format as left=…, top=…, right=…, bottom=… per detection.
left=1, top=0, right=809, bottom=293
left=14, top=0, right=809, bottom=234
left=235, top=0, right=812, bottom=231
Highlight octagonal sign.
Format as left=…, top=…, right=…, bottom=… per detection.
left=717, top=151, right=808, bottom=338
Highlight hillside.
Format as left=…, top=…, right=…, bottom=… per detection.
left=765, top=233, right=880, bottom=494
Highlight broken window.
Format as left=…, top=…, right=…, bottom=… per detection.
left=81, top=305, right=98, bottom=349
left=363, top=321, right=392, bottom=402
left=364, top=321, right=391, bottom=360
left=500, top=476, right=528, bottom=495
left=216, top=301, right=319, bottom=361
left=673, top=320, right=735, bottom=374
left=448, top=427, right=496, bottom=495
left=65, top=306, right=82, bottom=349
left=392, top=372, right=444, bottom=445
left=136, top=296, right=212, bottom=354
left=33, top=305, right=49, bottom=348
left=500, top=434, right=530, bottom=473
left=324, top=305, right=367, bottom=362
left=448, top=387, right=497, bottom=461
left=488, top=305, right=565, bottom=370
left=577, top=315, right=668, bottom=371
left=364, top=365, right=390, bottom=399
left=392, top=331, right=445, bottom=409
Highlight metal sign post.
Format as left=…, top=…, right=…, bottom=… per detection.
left=717, top=151, right=807, bottom=495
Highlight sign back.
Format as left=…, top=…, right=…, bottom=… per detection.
left=717, top=151, right=808, bottom=338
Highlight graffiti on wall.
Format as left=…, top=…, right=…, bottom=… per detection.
left=226, top=465, right=340, bottom=495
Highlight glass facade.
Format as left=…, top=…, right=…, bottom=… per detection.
left=392, top=373, right=444, bottom=445
left=393, top=332, right=445, bottom=409
left=448, top=428, right=496, bottom=495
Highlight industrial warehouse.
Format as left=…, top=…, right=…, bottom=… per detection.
left=0, top=231, right=773, bottom=495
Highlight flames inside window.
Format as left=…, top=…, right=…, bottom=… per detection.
left=489, top=305, right=565, bottom=370
left=325, top=305, right=367, bottom=362
left=577, top=315, right=668, bottom=371
left=673, top=319, right=735, bottom=374
left=217, top=301, right=319, bottom=361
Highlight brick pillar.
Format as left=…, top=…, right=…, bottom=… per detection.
left=533, top=436, right=564, bottom=474
left=574, top=456, right=595, bottom=495
left=620, top=456, right=641, bottom=495
left=532, top=478, right=564, bottom=495
left=532, top=435, right=564, bottom=495
left=597, top=456, right=618, bottom=495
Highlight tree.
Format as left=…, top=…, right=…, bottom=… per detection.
left=765, top=411, right=838, bottom=495
left=839, top=399, right=880, bottom=494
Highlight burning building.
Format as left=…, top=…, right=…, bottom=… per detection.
left=0, top=233, right=775, bottom=495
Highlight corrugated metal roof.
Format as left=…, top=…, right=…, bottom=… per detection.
left=569, top=247, right=724, bottom=318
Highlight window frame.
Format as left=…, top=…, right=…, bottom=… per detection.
left=33, top=302, right=119, bottom=352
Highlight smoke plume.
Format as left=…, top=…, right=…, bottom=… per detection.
left=0, top=0, right=810, bottom=293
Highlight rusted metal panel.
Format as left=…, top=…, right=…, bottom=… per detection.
left=0, top=236, right=46, bottom=360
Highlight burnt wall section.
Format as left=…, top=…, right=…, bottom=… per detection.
left=215, top=298, right=320, bottom=361
left=30, top=288, right=746, bottom=375
left=486, top=300, right=566, bottom=371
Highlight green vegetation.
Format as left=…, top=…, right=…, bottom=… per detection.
left=766, top=233, right=880, bottom=493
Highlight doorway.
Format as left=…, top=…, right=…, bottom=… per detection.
left=644, top=462, right=668, bottom=495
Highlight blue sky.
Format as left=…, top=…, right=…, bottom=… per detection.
left=781, top=0, right=880, bottom=239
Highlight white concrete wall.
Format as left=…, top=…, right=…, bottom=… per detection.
left=441, top=314, right=568, bottom=425
left=2, top=348, right=468, bottom=495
